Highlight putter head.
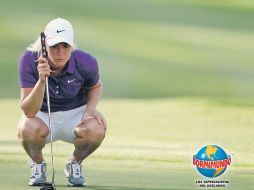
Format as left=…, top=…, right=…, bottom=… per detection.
left=40, top=182, right=56, bottom=190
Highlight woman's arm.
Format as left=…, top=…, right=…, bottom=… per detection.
left=85, top=79, right=102, bottom=112
left=82, top=79, right=107, bottom=129
left=20, top=57, right=50, bottom=117
left=20, top=80, right=45, bottom=117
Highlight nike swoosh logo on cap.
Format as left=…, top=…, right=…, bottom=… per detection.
left=57, top=29, right=65, bottom=33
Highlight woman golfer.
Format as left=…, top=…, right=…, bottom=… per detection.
left=17, top=18, right=107, bottom=187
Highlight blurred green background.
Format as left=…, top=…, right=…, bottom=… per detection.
left=1, top=0, right=254, bottom=99
left=0, top=0, right=254, bottom=189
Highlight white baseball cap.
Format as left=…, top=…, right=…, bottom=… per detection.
left=44, top=18, right=74, bottom=47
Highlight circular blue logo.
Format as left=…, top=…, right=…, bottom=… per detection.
left=193, top=145, right=231, bottom=178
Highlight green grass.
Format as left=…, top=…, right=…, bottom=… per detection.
left=1, top=0, right=254, bottom=98
left=0, top=99, right=253, bottom=190
left=1, top=0, right=254, bottom=189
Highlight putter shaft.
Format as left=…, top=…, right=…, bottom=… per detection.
left=41, top=32, right=55, bottom=185
left=45, top=78, right=55, bottom=184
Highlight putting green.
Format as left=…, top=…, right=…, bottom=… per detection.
left=0, top=99, right=253, bottom=189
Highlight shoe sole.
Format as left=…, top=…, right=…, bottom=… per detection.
left=28, top=182, right=47, bottom=186
left=67, top=182, right=86, bottom=187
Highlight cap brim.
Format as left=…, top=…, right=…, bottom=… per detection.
left=46, top=37, right=73, bottom=47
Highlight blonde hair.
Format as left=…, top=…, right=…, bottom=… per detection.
left=27, top=36, right=41, bottom=52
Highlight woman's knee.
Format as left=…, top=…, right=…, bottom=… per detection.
left=18, top=117, right=48, bottom=140
left=75, top=118, right=106, bottom=140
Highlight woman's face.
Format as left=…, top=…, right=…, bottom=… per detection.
left=47, top=42, right=72, bottom=69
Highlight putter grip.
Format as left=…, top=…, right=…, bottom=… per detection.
left=40, top=32, right=48, bottom=58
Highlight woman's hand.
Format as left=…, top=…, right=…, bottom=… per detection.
left=37, top=57, right=51, bottom=82
left=81, top=108, right=107, bottom=130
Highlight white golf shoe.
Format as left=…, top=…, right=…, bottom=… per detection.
left=28, top=161, right=47, bottom=186
left=64, top=160, right=86, bottom=187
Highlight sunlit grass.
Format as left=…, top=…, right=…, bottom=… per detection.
left=0, top=99, right=253, bottom=189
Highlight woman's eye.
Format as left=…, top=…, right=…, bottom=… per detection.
left=50, top=43, right=70, bottom=49
left=63, top=43, right=70, bottom=48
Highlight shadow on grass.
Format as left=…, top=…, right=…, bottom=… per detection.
left=89, top=186, right=165, bottom=190
left=56, top=185, right=193, bottom=190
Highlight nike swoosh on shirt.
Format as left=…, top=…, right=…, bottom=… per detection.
left=57, top=29, right=65, bottom=33
left=67, top=79, right=76, bottom=83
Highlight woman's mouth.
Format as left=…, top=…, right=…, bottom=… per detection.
left=55, top=59, right=64, bottom=62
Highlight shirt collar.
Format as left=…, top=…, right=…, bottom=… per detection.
left=66, top=52, right=75, bottom=74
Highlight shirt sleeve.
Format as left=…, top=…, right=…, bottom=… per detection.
left=18, top=51, right=38, bottom=88
left=85, top=56, right=99, bottom=89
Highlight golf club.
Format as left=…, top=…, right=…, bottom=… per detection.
left=40, top=32, right=56, bottom=190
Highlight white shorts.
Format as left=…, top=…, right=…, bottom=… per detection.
left=36, top=105, right=86, bottom=144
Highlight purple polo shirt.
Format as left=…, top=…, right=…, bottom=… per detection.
left=18, top=50, right=99, bottom=112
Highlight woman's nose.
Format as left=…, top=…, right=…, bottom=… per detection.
left=56, top=46, right=64, bottom=55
